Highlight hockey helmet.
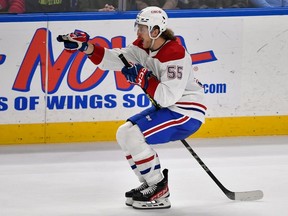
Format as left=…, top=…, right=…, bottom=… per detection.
left=135, top=6, right=168, bottom=39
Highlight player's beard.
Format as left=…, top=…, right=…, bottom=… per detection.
left=142, top=38, right=153, bottom=50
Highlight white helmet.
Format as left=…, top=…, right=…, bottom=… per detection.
left=135, top=6, right=168, bottom=39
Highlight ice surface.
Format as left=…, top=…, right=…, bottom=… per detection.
left=0, top=136, right=287, bottom=216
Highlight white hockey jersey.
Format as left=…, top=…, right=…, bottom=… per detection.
left=89, top=38, right=206, bottom=123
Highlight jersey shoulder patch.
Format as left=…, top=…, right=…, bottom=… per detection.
left=132, top=38, right=149, bottom=54
left=154, top=40, right=185, bottom=63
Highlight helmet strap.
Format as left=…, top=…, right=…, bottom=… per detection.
left=149, top=39, right=155, bottom=50
left=148, top=28, right=161, bottom=40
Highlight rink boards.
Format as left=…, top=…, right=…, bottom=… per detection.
left=0, top=9, right=287, bottom=144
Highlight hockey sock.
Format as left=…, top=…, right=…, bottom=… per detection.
left=126, top=154, right=145, bottom=182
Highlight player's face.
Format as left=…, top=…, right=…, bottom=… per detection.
left=135, top=24, right=152, bottom=49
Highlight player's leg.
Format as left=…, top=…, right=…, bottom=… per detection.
left=116, top=121, right=145, bottom=183
left=116, top=121, right=165, bottom=206
left=128, top=108, right=202, bottom=209
left=124, top=124, right=170, bottom=208
left=116, top=122, right=149, bottom=206
left=116, top=107, right=160, bottom=184
left=116, top=107, right=202, bottom=209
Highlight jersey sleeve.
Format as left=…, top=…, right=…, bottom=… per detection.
left=88, top=39, right=149, bottom=71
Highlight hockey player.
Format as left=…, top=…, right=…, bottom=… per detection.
left=57, top=6, right=206, bottom=209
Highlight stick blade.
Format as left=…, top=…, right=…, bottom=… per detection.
left=234, top=190, right=264, bottom=201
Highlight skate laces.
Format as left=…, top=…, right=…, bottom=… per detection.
left=141, top=184, right=157, bottom=195
left=135, top=182, right=148, bottom=191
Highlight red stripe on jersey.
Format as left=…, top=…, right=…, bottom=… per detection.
left=153, top=40, right=185, bottom=63
left=144, top=116, right=190, bottom=137
left=135, top=155, right=155, bottom=165
left=146, top=76, right=160, bottom=98
left=88, top=45, right=105, bottom=65
left=176, top=102, right=207, bottom=110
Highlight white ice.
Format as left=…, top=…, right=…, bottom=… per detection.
left=0, top=136, right=288, bottom=216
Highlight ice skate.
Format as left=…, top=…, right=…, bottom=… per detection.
left=132, top=169, right=171, bottom=209
left=125, top=181, right=149, bottom=206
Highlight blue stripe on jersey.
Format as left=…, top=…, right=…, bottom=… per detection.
left=177, top=106, right=206, bottom=115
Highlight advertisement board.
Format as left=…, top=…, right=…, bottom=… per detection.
left=0, top=11, right=287, bottom=144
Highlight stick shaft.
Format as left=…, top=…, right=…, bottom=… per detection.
left=180, top=139, right=234, bottom=198
left=119, top=54, right=130, bottom=67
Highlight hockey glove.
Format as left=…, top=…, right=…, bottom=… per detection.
left=57, top=30, right=90, bottom=52
left=121, top=63, right=152, bottom=90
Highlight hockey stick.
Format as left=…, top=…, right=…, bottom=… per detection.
left=181, top=139, right=263, bottom=201
left=118, top=54, right=264, bottom=201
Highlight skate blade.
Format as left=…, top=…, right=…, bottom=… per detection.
left=132, top=198, right=171, bottom=209
left=125, top=197, right=133, bottom=206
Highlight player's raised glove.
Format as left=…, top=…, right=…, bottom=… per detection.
left=121, top=63, right=153, bottom=90
left=57, top=30, right=90, bottom=52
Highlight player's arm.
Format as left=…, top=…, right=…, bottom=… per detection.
left=57, top=30, right=139, bottom=71
left=57, top=30, right=105, bottom=64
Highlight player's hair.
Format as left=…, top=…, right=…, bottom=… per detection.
left=153, top=26, right=176, bottom=41
left=161, top=28, right=176, bottom=41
